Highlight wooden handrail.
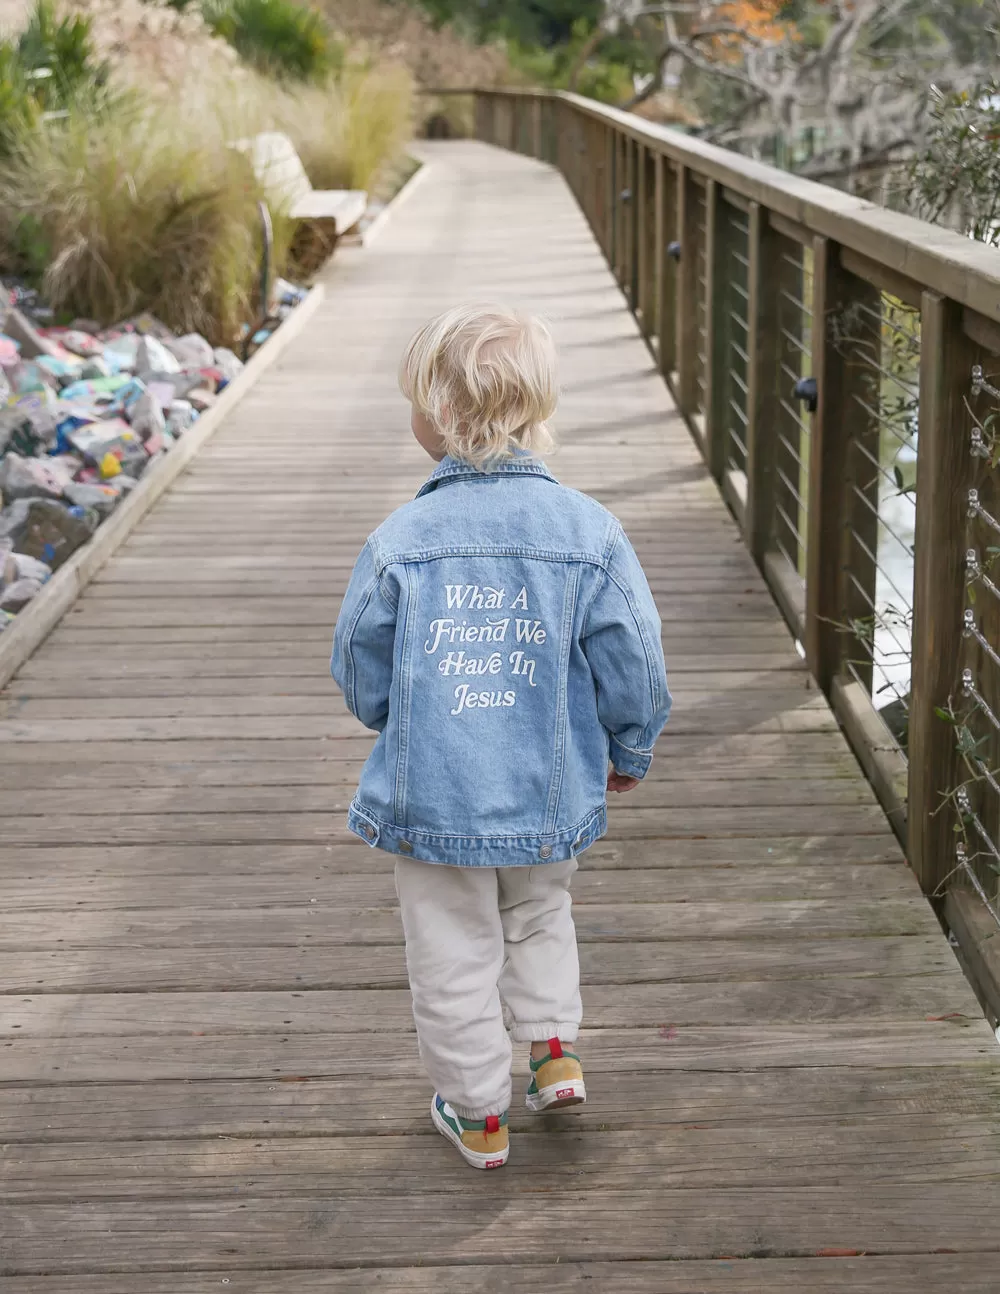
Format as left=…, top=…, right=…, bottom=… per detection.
left=455, top=88, right=1000, bottom=321
left=456, top=86, right=1000, bottom=1009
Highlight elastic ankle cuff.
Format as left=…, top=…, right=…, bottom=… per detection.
left=448, top=1097, right=511, bottom=1121
left=510, top=1022, right=580, bottom=1043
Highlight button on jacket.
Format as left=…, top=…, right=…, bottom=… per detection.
left=331, top=455, right=671, bottom=867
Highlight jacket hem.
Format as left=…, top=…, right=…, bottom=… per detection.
left=347, top=800, right=607, bottom=867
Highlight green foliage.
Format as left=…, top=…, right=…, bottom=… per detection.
left=507, top=17, right=634, bottom=104
left=907, top=83, right=1000, bottom=245
left=204, top=0, right=340, bottom=82
left=17, top=0, right=100, bottom=103
left=0, top=0, right=108, bottom=155
left=0, top=46, right=40, bottom=151
left=415, top=0, right=602, bottom=47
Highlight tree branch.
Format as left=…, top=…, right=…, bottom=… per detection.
left=566, top=26, right=606, bottom=93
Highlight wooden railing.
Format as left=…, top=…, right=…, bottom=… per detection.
left=458, top=87, right=1000, bottom=1013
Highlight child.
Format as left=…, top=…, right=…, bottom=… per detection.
left=331, top=304, right=670, bottom=1170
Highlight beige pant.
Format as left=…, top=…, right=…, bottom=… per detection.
left=394, top=857, right=582, bottom=1119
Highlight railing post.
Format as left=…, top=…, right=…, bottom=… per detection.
left=592, top=122, right=605, bottom=251
left=653, top=154, right=665, bottom=364
left=804, top=237, right=880, bottom=693
left=604, top=127, right=615, bottom=265
left=636, top=144, right=648, bottom=328
left=702, top=180, right=728, bottom=483
left=612, top=132, right=624, bottom=284
left=743, top=202, right=781, bottom=563
left=909, top=293, right=977, bottom=894
left=656, top=157, right=676, bottom=381
left=675, top=165, right=699, bottom=418
left=532, top=97, right=542, bottom=160
left=623, top=139, right=636, bottom=304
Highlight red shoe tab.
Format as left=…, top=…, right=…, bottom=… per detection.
left=485, top=1115, right=500, bottom=1134
left=548, top=1037, right=563, bottom=1059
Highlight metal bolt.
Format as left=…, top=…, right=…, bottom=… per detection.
left=667, top=240, right=682, bottom=261
left=793, top=376, right=818, bottom=413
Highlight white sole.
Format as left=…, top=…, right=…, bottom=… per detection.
left=430, top=1095, right=509, bottom=1170
left=525, top=1077, right=587, bottom=1112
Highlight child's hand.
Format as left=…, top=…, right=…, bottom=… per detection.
left=607, top=769, right=640, bottom=794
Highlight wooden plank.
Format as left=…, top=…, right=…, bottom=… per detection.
left=0, top=897, right=942, bottom=950
left=4, top=1185, right=1000, bottom=1273
left=768, top=208, right=812, bottom=246
left=945, top=887, right=1000, bottom=1028
left=7, top=1117, right=1000, bottom=1200
left=832, top=677, right=909, bottom=843
left=909, top=292, right=978, bottom=894
left=0, top=935, right=952, bottom=994
left=0, top=862, right=911, bottom=911
left=962, top=303, right=1000, bottom=354
left=840, top=244, right=923, bottom=309
left=0, top=831, right=907, bottom=872
left=0, top=1255, right=997, bottom=1294
left=764, top=548, right=806, bottom=642
left=0, top=711, right=849, bottom=744
left=0, top=804, right=894, bottom=845
left=0, top=757, right=868, bottom=793
left=6, top=971, right=978, bottom=1038
left=5, top=1055, right=997, bottom=1134
left=0, top=780, right=881, bottom=819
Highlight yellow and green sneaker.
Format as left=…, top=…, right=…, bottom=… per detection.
left=431, top=1094, right=509, bottom=1170
left=525, top=1037, right=586, bottom=1112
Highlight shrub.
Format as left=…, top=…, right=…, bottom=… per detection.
left=317, top=0, right=512, bottom=90
left=204, top=0, right=338, bottom=82
left=0, top=101, right=272, bottom=342
left=16, top=0, right=102, bottom=104
left=277, top=61, right=414, bottom=191
left=0, top=0, right=109, bottom=152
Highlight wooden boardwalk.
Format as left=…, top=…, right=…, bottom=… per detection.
left=2, top=140, right=1000, bottom=1289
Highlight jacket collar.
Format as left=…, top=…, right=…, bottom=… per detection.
left=416, top=454, right=558, bottom=498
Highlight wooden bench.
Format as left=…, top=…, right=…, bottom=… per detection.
left=233, top=132, right=367, bottom=235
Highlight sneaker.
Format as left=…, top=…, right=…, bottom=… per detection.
left=430, top=1094, right=509, bottom=1170
left=525, top=1038, right=586, bottom=1111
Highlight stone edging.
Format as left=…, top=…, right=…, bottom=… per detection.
left=0, top=283, right=326, bottom=689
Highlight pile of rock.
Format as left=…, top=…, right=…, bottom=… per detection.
left=0, top=276, right=302, bottom=632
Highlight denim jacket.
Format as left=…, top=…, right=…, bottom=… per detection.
left=331, top=455, right=671, bottom=867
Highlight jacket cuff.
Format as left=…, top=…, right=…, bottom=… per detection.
left=610, top=736, right=652, bottom=780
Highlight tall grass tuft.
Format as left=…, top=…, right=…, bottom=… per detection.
left=278, top=61, right=414, bottom=192
left=0, top=102, right=270, bottom=343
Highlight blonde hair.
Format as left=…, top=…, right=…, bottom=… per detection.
left=399, top=305, right=557, bottom=470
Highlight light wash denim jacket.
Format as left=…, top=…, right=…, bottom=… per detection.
left=331, top=455, right=671, bottom=867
